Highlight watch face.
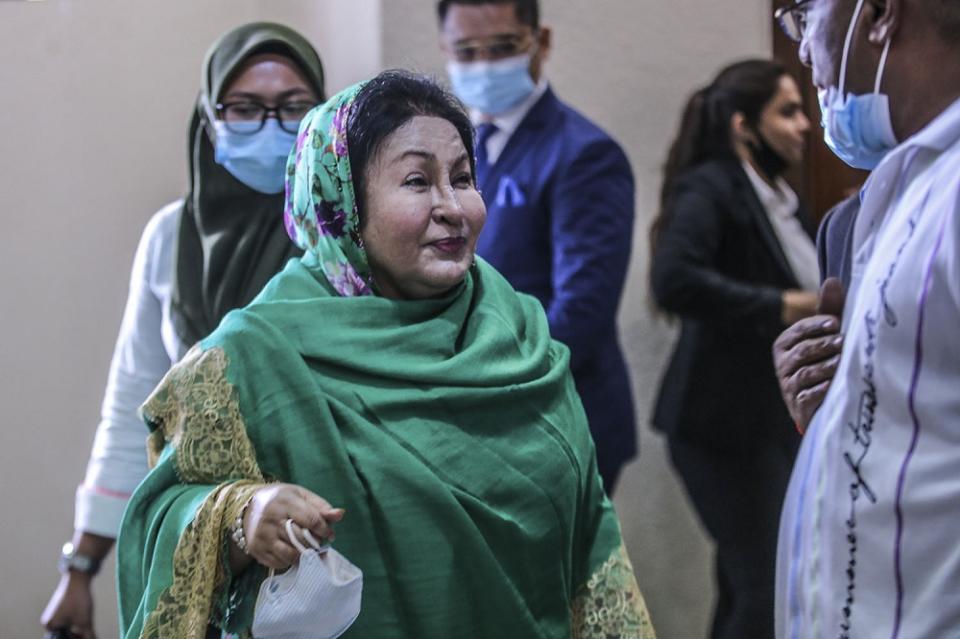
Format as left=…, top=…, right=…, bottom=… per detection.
left=59, top=542, right=99, bottom=575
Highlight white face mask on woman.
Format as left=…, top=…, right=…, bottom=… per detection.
left=252, top=520, right=363, bottom=639
left=817, top=0, right=898, bottom=170
left=213, top=119, right=298, bottom=194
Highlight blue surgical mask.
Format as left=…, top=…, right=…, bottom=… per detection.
left=447, top=54, right=536, bottom=115
left=818, top=0, right=897, bottom=170
left=213, top=119, right=298, bottom=194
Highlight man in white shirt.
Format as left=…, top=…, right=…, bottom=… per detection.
left=773, top=0, right=960, bottom=636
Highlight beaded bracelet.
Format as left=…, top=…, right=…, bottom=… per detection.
left=229, top=496, right=253, bottom=554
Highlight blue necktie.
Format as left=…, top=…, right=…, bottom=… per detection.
left=475, top=122, right=498, bottom=170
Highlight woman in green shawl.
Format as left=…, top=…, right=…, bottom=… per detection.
left=117, top=69, right=655, bottom=639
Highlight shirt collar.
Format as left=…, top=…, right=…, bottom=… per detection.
left=862, top=95, right=960, bottom=191
left=741, top=160, right=799, bottom=219
left=470, top=78, right=549, bottom=137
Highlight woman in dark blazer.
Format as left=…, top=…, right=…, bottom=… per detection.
left=650, top=60, right=819, bottom=639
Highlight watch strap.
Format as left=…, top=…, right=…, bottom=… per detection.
left=59, top=543, right=101, bottom=576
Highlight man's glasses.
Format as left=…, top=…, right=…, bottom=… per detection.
left=775, top=0, right=815, bottom=43
left=216, top=101, right=317, bottom=135
left=450, top=33, right=535, bottom=63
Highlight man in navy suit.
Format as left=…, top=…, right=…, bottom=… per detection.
left=436, top=0, right=636, bottom=493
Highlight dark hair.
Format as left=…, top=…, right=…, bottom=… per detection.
left=649, top=59, right=787, bottom=256
left=436, top=0, right=539, bottom=29
left=347, top=69, right=476, bottom=219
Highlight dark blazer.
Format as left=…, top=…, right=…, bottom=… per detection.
left=475, top=88, right=637, bottom=475
left=817, top=192, right=860, bottom=289
left=650, top=158, right=815, bottom=449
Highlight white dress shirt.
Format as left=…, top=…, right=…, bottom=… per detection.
left=75, top=201, right=189, bottom=537
left=776, top=97, right=960, bottom=638
left=471, top=78, right=549, bottom=165
left=741, top=161, right=820, bottom=292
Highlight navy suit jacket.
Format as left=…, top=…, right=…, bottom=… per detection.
left=475, top=88, right=637, bottom=474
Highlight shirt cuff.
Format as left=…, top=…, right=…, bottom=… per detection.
left=74, top=484, right=132, bottom=538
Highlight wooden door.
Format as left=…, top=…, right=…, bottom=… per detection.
left=772, top=4, right=868, bottom=224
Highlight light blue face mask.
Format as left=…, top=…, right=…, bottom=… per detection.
left=213, top=119, right=299, bottom=194
left=447, top=54, right=536, bottom=115
left=818, top=0, right=897, bottom=170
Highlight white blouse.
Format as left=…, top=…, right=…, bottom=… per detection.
left=75, top=201, right=189, bottom=537
left=741, top=160, right=820, bottom=292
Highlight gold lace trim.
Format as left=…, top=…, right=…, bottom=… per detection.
left=138, top=345, right=265, bottom=639
left=571, top=543, right=657, bottom=639
left=143, top=345, right=262, bottom=483
left=142, top=481, right=262, bottom=639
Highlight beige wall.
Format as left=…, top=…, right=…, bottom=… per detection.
left=0, top=2, right=381, bottom=637
left=0, top=2, right=770, bottom=637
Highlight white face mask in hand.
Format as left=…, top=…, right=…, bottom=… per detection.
left=253, top=519, right=363, bottom=639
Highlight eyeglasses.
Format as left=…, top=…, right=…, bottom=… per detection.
left=450, top=33, right=535, bottom=63
left=216, top=100, right=318, bottom=134
left=775, top=0, right=815, bottom=43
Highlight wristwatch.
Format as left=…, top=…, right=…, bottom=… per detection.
left=58, top=541, right=101, bottom=576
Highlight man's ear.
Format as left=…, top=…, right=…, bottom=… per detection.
left=536, top=25, right=552, bottom=58
left=867, top=0, right=900, bottom=46
left=529, top=25, right=551, bottom=83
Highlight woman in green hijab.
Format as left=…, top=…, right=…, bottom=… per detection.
left=42, top=23, right=324, bottom=639
left=117, top=70, right=655, bottom=639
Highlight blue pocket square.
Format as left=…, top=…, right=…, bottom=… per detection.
left=494, top=176, right=527, bottom=207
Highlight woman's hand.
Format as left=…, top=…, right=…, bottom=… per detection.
left=232, top=483, right=345, bottom=572
left=41, top=532, right=113, bottom=639
left=40, top=572, right=96, bottom=639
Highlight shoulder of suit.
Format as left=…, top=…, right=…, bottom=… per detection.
left=542, top=91, right=622, bottom=147
left=674, top=159, right=742, bottom=197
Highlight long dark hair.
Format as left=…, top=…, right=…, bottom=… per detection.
left=649, top=59, right=787, bottom=255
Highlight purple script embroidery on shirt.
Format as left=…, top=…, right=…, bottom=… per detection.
left=838, top=208, right=919, bottom=639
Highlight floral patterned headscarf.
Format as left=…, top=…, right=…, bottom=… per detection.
left=283, top=82, right=373, bottom=297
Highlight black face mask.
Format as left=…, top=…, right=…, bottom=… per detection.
left=747, top=129, right=789, bottom=181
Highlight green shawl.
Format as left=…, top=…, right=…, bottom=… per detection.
left=118, top=79, right=654, bottom=639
